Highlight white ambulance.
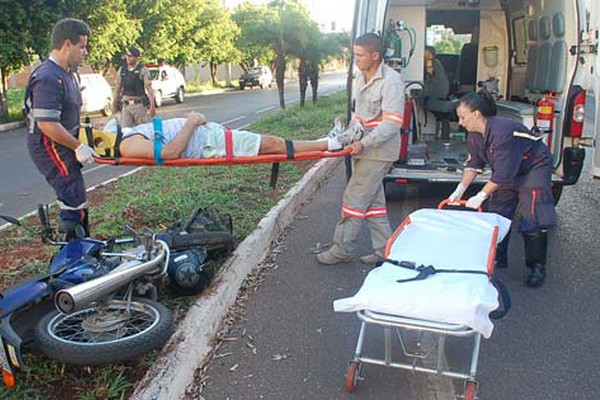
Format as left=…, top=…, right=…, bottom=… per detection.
left=351, top=0, right=599, bottom=202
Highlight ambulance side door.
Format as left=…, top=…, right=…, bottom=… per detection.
left=354, top=0, right=388, bottom=36
left=586, top=1, right=600, bottom=178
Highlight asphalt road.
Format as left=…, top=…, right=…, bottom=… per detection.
left=0, top=72, right=347, bottom=220
left=195, top=161, right=600, bottom=399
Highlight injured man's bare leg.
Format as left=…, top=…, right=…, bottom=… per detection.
left=258, top=135, right=337, bottom=154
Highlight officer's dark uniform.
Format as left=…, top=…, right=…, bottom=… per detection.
left=466, top=116, right=556, bottom=285
left=116, top=63, right=151, bottom=127
left=120, top=65, right=146, bottom=99
left=25, top=58, right=88, bottom=238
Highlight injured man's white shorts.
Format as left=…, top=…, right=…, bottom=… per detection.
left=200, top=122, right=261, bottom=158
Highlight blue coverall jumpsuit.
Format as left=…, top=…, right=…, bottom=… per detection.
left=465, top=116, right=556, bottom=284
left=25, top=58, right=88, bottom=238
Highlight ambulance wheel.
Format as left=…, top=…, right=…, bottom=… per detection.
left=464, top=380, right=478, bottom=400
left=551, top=184, right=563, bottom=205
left=345, top=361, right=360, bottom=392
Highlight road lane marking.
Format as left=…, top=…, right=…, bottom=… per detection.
left=255, top=106, right=276, bottom=114
left=236, top=123, right=251, bottom=130
left=83, top=164, right=107, bottom=175
left=221, top=116, right=246, bottom=125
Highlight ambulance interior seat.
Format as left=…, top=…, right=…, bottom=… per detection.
left=499, top=12, right=567, bottom=123
left=420, top=46, right=457, bottom=141
left=457, top=39, right=478, bottom=94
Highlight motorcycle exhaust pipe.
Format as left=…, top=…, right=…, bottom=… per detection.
left=55, top=240, right=168, bottom=314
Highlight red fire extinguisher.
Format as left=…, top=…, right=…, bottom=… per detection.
left=536, top=92, right=555, bottom=148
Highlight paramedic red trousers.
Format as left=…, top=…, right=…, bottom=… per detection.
left=27, top=133, right=89, bottom=239
left=331, top=158, right=393, bottom=257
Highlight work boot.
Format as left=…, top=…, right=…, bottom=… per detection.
left=316, top=246, right=354, bottom=265
left=359, top=251, right=384, bottom=265
left=494, top=232, right=510, bottom=270
left=523, top=230, right=548, bottom=287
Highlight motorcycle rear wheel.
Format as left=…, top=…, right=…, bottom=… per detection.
left=34, top=297, right=174, bottom=365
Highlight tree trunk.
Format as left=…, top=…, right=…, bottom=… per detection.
left=298, top=58, right=308, bottom=107
left=0, top=67, right=9, bottom=120
left=308, top=62, right=319, bottom=104
left=275, top=54, right=286, bottom=109
left=210, top=61, right=218, bottom=86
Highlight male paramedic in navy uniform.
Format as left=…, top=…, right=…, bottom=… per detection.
left=317, top=33, right=405, bottom=265
left=25, top=18, right=96, bottom=240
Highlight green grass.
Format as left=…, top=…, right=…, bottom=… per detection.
left=0, top=90, right=347, bottom=399
left=186, top=79, right=239, bottom=93
left=1, top=87, right=25, bottom=124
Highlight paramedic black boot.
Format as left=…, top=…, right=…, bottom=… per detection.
left=494, top=232, right=510, bottom=269
left=523, top=230, right=548, bottom=287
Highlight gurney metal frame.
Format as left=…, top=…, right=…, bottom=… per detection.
left=344, top=201, right=493, bottom=400
left=346, top=311, right=480, bottom=399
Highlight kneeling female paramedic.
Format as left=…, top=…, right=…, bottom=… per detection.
left=447, top=91, right=556, bottom=287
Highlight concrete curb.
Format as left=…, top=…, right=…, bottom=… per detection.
left=0, top=120, right=24, bottom=132
left=130, top=156, right=343, bottom=400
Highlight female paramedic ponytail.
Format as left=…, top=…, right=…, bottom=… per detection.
left=459, top=90, right=497, bottom=117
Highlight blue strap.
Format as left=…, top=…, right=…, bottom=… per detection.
left=153, top=117, right=165, bottom=165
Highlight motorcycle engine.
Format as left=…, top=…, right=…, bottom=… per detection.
left=167, top=248, right=210, bottom=295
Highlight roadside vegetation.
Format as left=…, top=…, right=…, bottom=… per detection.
left=0, top=91, right=346, bottom=400
left=0, top=0, right=351, bottom=123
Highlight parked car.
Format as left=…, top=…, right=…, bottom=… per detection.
left=238, top=66, right=273, bottom=90
left=147, top=64, right=186, bottom=107
left=79, top=73, right=113, bottom=116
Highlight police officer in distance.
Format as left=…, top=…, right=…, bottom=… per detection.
left=112, top=46, right=155, bottom=127
left=447, top=91, right=556, bottom=287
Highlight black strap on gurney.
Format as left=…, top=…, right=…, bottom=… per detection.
left=380, top=259, right=512, bottom=320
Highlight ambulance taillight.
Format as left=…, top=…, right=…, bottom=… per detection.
left=569, top=91, right=586, bottom=138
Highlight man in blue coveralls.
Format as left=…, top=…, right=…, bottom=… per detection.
left=25, top=18, right=97, bottom=240
left=447, top=91, right=556, bottom=287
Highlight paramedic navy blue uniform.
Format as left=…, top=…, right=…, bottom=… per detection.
left=26, top=58, right=87, bottom=228
left=465, top=116, right=557, bottom=232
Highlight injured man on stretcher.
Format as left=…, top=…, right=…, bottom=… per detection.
left=107, top=112, right=362, bottom=159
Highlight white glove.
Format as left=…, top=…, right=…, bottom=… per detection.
left=448, top=183, right=467, bottom=203
left=466, top=190, right=488, bottom=209
left=75, top=143, right=98, bottom=165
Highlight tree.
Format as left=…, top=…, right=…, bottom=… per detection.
left=193, top=1, right=240, bottom=86
left=0, top=0, right=62, bottom=119
left=64, top=0, right=142, bottom=73
left=308, top=32, right=350, bottom=104
left=231, top=2, right=274, bottom=71
left=129, top=0, right=205, bottom=68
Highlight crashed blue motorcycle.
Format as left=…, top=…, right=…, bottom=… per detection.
left=0, top=205, right=232, bottom=387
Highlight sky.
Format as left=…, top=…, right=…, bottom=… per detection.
left=222, top=0, right=354, bottom=33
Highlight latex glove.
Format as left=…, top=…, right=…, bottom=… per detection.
left=75, top=143, right=98, bottom=165
left=448, top=183, right=467, bottom=203
left=466, top=190, right=488, bottom=209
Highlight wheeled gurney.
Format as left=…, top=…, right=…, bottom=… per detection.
left=333, top=201, right=511, bottom=398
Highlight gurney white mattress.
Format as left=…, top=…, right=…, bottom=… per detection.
left=333, top=209, right=511, bottom=338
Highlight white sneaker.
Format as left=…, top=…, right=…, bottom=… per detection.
left=331, top=119, right=365, bottom=147
left=326, top=117, right=347, bottom=139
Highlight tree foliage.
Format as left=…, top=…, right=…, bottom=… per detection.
left=0, top=0, right=351, bottom=119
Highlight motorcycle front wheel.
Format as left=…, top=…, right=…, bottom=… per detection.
left=34, top=297, right=174, bottom=365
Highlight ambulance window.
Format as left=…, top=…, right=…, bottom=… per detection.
left=512, top=16, right=528, bottom=65
left=426, top=25, right=471, bottom=55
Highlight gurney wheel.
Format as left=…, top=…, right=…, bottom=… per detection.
left=464, top=380, right=478, bottom=400
left=345, top=361, right=360, bottom=392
